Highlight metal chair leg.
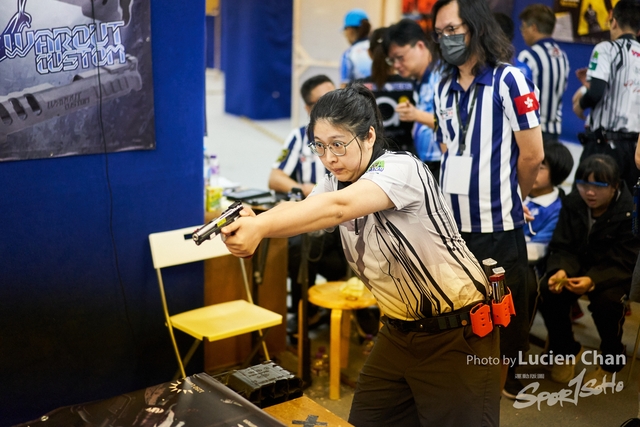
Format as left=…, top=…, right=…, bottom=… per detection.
left=239, top=258, right=270, bottom=360
left=172, top=339, right=201, bottom=380
left=182, top=340, right=202, bottom=371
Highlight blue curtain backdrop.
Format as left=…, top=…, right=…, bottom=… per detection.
left=222, top=0, right=292, bottom=119
left=0, top=1, right=206, bottom=425
left=207, top=15, right=216, bottom=69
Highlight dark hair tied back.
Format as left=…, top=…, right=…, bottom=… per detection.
left=308, top=83, right=386, bottom=148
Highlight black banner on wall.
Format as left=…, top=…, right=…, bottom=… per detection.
left=0, top=0, right=155, bottom=161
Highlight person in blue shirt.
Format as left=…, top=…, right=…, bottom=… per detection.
left=384, top=18, right=442, bottom=180
left=524, top=141, right=575, bottom=267
left=340, top=9, right=373, bottom=87
left=361, top=27, right=418, bottom=155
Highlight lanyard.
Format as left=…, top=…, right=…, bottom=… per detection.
left=453, top=84, right=478, bottom=156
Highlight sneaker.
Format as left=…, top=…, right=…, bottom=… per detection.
left=550, top=347, right=583, bottom=383
left=502, top=376, right=526, bottom=400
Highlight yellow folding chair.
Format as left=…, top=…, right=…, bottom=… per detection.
left=149, top=226, right=282, bottom=378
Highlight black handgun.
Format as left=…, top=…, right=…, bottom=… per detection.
left=192, top=201, right=243, bottom=245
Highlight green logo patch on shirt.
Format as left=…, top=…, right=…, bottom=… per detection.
left=369, top=160, right=385, bottom=172
left=588, top=51, right=599, bottom=70
left=276, top=148, right=290, bottom=163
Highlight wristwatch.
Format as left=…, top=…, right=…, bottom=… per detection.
left=289, top=187, right=303, bottom=201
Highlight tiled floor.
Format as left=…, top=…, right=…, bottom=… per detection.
left=205, top=69, right=640, bottom=426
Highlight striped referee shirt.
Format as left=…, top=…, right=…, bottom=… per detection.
left=273, top=126, right=325, bottom=185
left=585, top=35, right=640, bottom=132
left=517, top=38, right=569, bottom=135
left=435, top=64, right=541, bottom=233
left=312, top=151, right=489, bottom=319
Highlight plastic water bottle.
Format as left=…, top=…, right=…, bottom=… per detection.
left=205, top=153, right=222, bottom=213
left=208, top=154, right=220, bottom=187
left=203, top=147, right=210, bottom=202
left=203, top=148, right=209, bottom=183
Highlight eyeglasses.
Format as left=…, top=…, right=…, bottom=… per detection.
left=309, top=135, right=357, bottom=157
left=576, top=179, right=610, bottom=191
left=431, top=23, right=466, bottom=43
left=385, top=44, right=416, bottom=66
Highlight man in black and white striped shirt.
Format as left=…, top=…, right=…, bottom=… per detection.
left=518, top=4, right=570, bottom=143
left=573, top=0, right=640, bottom=191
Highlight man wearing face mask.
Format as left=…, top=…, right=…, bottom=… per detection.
left=431, top=0, right=544, bottom=400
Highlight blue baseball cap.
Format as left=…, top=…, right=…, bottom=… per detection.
left=344, top=9, right=368, bottom=28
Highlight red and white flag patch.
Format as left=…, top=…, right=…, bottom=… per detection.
left=514, top=93, right=539, bottom=115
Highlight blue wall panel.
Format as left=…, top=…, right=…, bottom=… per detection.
left=222, top=0, right=292, bottom=119
left=0, top=1, right=206, bottom=424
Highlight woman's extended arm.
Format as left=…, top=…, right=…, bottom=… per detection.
left=222, top=179, right=394, bottom=257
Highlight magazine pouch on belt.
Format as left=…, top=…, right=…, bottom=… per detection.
left=470, top=303, right=493, bottom=337
left=491, top=287, right=515, bottom=327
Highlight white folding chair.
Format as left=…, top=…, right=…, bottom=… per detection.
left=149, top=226, right=282, bottom=378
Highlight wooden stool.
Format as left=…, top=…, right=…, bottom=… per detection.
left=307, top=281, right=377, bottom=400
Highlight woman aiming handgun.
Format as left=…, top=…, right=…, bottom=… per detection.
left=221, top=83, right=501, bottom=426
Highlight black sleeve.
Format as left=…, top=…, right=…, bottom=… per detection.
left=579, top=78, right=607, bottom=110
left=545, top=203, right=582, bottom=278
